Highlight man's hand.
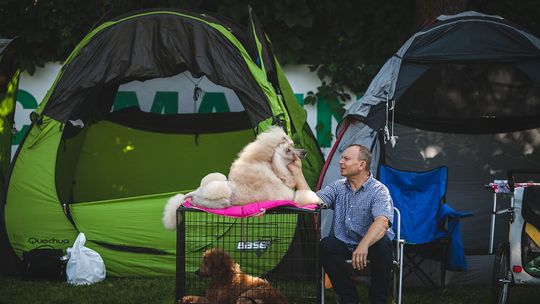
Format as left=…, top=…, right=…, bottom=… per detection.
left=287, top=155, right=303, bottom=176
left=351, top=242, right=369, bottom=270
left=350, top=216, right=389, bottom=270
left=286, top=155, right=313, bottom=194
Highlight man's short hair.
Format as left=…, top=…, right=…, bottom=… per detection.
left=345, top=144, right=372, bottom=168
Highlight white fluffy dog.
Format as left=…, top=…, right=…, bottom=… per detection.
left=162, top=126, right=319, bottom=230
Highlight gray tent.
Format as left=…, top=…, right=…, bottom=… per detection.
left=318, top=11, right=540, bottom=284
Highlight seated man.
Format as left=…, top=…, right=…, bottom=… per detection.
left=288, top=144, right=394, bottom=304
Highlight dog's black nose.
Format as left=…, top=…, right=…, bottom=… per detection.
left=299, top=150, right=307, bottom=159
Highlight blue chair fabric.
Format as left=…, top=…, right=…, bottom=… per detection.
left=379, top=165, right=448, bottom=245
left=379, top=164, right=472, bottom=292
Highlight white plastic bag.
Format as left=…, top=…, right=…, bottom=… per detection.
left=66, top=232, right=106, bottom=285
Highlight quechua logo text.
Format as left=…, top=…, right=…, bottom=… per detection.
left=28, top=237, right=70, bottom=245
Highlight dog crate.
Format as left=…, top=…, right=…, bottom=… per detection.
left=176, top=206, right=322, bottom=303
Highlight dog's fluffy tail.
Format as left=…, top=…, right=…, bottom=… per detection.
left=162, top=193, right=185, bottom=230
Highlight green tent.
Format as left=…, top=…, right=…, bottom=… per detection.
left=0, top=37, right=18, bottom=193
left=0, top=37, right=20, bottom=275
left=0, top=9, right=323, bottom=277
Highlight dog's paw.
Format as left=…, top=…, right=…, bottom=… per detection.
left=294, top=190, right=320, bottom=206
left=180, top=295, right=198, bottom=304
left=192, top=197, right=231, bottom=209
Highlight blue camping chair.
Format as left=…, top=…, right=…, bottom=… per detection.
left=379, top=164, right=472, bottom=294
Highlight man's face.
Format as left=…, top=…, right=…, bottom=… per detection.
left=339, top=146, right=365, bottom=177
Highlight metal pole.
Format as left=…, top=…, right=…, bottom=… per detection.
left=321, top=270, right=325, bottom=304
left=398, top=240, right=404, bottom=304
left=176, top=208, right=186, bottom=302
left=489, top=192, right=497, bottom=254
left=394, top=207, right=403, bottom=304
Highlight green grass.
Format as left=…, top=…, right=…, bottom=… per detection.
left=1, top=275, right=540, bottom=304
left=0, top=276, right=175, bottom=304
left=326, top=284, right=540, bottom=304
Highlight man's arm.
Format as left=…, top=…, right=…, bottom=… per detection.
left=351, top=216, right=389, bottom=270
left=287, top=156, right=325, bottom=205
left=287, top=156, right=311, bottom=190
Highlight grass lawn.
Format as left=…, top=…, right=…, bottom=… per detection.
left=1, top=275, right=540, bottom=304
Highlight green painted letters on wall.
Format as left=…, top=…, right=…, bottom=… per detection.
left=112, top=91, right=139, bottom=111
left=150, top=92, right=179, bottom=114
left=316, top=97, right=343, bottom=148
left=13, top=90, right=38, bottom=145
left=197, top=92, right=230, bottom=113
left=15, top=90, right=342, bottom=149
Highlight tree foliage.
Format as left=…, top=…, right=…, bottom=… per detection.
left=1, top=0, right=540, bottom=100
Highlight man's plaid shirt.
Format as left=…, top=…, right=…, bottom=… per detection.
left=317, top=174, right=394, bottom=250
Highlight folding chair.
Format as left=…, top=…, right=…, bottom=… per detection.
left=379, top=164, right=471, bottom=295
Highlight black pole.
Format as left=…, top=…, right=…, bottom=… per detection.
left=175, top=207, right=186, bottom=302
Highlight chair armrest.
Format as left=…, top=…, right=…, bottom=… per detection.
left=436, top=203, right=473, bottom=230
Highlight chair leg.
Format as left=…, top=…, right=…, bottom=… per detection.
left=321, top=269, right=326, bottom=304
left=440, top=255, right=445, bottom=296
left=392, top=263, right=398, bottom=304
left=397, top=242, right=404, bottom=304
left=440, top=240, right=448, bottom=295
left=392, top=259, right=403, bottom=304
left=403, top=252, right=438, bottom=291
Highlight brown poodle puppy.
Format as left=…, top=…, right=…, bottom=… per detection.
left=180, top=248, right=288, bottom=304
